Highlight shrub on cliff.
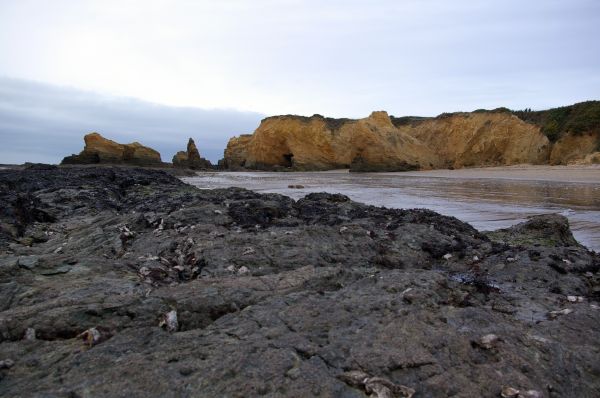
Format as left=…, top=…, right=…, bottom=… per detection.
left=513, top=101, right=600, bottom=142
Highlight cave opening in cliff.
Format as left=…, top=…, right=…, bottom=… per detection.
left=283, top=153, right=294, bottom=167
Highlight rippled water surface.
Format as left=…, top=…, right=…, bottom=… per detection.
left=184, top=171, right=600, bottom=252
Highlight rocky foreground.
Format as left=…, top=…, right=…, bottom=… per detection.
left=0, top=166, right=599, bottom=397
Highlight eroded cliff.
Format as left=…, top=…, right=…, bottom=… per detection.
left=223, top=111, right=553, bottom=171
left=550, top=132, right=600, bottom=165
left=229, top=111, right=440, bottom=171
left=223, top=101, right=600, bottom=171
left=399, top=113, right=550, bottom=169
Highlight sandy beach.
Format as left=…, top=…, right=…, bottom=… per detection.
left=377, top=164, right=600, bottom=183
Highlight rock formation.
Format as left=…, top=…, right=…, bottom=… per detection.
left=0, top=166, right=599, bottom=396
left=172, top=138, right=213, bottom=170
left=61, top=133, right=163, bottom=166
left=223, top=102, right=600, bottom=171
left=220, top=134, right=253, bottom=170
left=223, top=111, right=440, bottom=171
left=398, top=112, right=550, bottom=169
left=549, top=131, right=600, bottom=165
left=223, top=111, right=549, bottom=171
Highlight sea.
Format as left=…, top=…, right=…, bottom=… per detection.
left=184, top=170, right=600, bottom=252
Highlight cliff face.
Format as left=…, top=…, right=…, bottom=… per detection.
left=399, top=113, right=550, bottom=168
left=172, top=138, right=213, bottom=170
left=223, top=112, right=440, bottom=171
left=223, top=111, right=552, bottom=171
left=549, top=132, right=600, bottom=165
left=62, top=133, right=163, bottom=166
left=221, top=134, right=253, bottom=170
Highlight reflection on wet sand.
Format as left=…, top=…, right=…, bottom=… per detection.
left=183, top=171, right=600, bottom=252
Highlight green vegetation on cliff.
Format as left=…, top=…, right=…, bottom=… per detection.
left=512, top=101, right=600, bottom=142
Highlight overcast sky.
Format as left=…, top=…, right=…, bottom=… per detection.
left=1, top=0, right=599, bottom=164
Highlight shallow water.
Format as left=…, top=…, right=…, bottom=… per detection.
left=184, top=171, right=600, bottom=252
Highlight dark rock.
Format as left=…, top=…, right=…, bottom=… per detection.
left=350, top=155, right=419, bottom=172
left=17, top=256, right=39, bottom=270
left=0, top=166, right=598, bottom=397
left=487, top=214, right=580, bottom=248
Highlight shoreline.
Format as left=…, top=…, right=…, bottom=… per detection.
left=384, top=164, right=600, bottom=183
left=4, top=163, right=600, bottom=183
left=219, top=164, right=600, bottom=184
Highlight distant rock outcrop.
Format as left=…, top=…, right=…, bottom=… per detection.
left=61, top=133, right=163, bottom=166
left=172, top=138, right=213, bottom=170
left=223, top=111, right=550, bottom=171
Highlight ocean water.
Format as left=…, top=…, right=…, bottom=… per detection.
left=183, top=171, right=600, bottom=252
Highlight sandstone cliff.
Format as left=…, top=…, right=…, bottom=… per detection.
left=221, top=134, right=253, bottom=170
left=223, top=111, right=551, bottom=171
left=230, top=111, right=440, bottom=171
left=549, top=131, right=600, bottom=165
left=172, top=138, right=213, bottom=169
left=398, top=113, right=550, bottom=169
left=62, top=133, right=163, bottom=166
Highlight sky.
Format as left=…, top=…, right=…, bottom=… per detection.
left=1, top=0, right=599, bottom=164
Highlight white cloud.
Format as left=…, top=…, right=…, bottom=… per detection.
left=0, top=0, right=599, bottom=118
left=0, top=77, right=264, bottom=164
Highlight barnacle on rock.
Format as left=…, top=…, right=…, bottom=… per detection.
left=338, top=370, right=415, bottom=398
left=24, top=327, right=36, bottom=341
left=0, top=359, right=15, bottom=369
left=475, top=333, right=500, bottom=350
left=547, top=308, right=573, bottom=319
left=77, top=327, right=112, bottom=348
left=159, top=309, right=179, bottom=332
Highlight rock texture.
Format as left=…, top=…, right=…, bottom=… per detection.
left=223, top=102, right=600, bottom=171
left=549, top=132, right=600, bottom=165
left=1, top=166, right=599, bottom=397
left=172, top=138, right=213, bottom=170
left=221, top=134, right=253, bottom=170
left=398, top=113, right=550, bottom=169
left=223, top=112, right=441, bottom=171
left=223, top=111, right=551, bottom=171
left=61, top=133, right=163, bottom=166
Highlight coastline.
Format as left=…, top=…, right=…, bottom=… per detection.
left=306, top=164, right=600, bottom=184
left=385, top=164, right=600, bottom=184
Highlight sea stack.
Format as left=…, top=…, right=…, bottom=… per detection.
left=61, top=132, right=163, bottom=166
left=172, top=138, right=213, bottom=170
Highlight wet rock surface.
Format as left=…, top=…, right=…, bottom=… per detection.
left=0, top=166, right=599, bottom=397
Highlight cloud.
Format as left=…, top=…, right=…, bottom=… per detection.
left=0, top=77, right=264, bottom=164
left=1, top=1, right=599, bottom=117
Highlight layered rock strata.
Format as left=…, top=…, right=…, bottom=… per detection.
left=223, top=111, right=551, bottom=171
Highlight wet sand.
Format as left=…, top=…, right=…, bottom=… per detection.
left=386, top=164, right=600, bottom=183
